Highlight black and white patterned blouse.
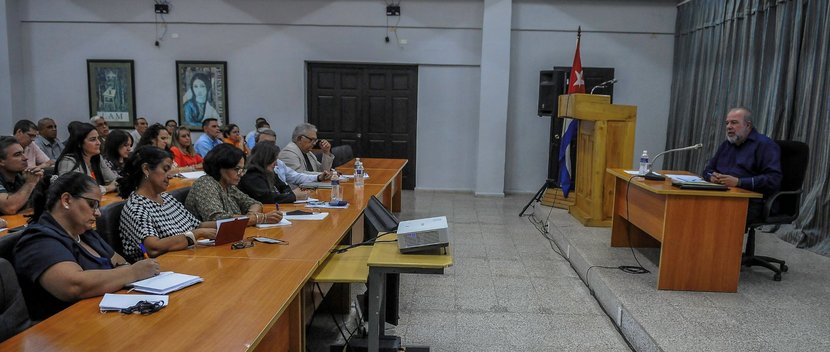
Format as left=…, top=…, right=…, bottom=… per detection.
left=119, top=192, right=201, bottom=262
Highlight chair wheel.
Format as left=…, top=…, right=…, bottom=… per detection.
left=781, top=264, right=789, bottom=272
left=773, top=273, right=782, bottom=281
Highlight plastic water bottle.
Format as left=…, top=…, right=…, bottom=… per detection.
left=330, top=174, right=342, bottom=203
left=639, top=150, right=649, bottom=175
left=354, top=158, right=364, bottom=188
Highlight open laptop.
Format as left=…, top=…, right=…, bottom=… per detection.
left=396, top=216, right=450, bottom=254
left=198, top=217, right=249, bottom=246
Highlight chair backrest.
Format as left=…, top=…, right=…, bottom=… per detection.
left=0, top=232, right=23, bottom=263
left=96, top=201, right=127, bottom=257
left=363, top=196, right=399, bottom=241
left=0, top=258, right=31, bottom=342
left=773, top=140, right=810, bottom=217
left=169, top=187, right=191, bottom=205
left=331, top=145, right=354, bottom=168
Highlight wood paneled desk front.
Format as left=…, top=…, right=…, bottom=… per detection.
left=338, top=158, right=407, bottom=212
left=607, top=168, right=762, bottom=292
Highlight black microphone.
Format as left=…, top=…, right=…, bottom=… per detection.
left=643, top=143, right=704, bottom=181
left=590, top=79, right=618, bottom=94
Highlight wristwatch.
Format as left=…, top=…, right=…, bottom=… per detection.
left=183, top=231, right=196, bottom=247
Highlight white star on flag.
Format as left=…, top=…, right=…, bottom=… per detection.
left=573, top=70, right=585, bottom=87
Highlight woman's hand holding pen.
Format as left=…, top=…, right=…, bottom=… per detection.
left=130, top=259, right=160, bottom=281
left=261, top=210, right=283, bottom=224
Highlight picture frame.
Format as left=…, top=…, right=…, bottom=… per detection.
left=176, top=61, right=229, bottom=130
left=87, top=60, right=136, bottom=128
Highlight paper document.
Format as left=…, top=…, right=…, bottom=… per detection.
left=179, top=171, right=206, bottom=179
left=100, top=293, right=169, bottom=312
left=339, top=173, right=370, bottom=180
left=667, top=174, right=704, bottom=183
left=624, top=170, right=642, bottom=175
left=128, top=272, right=203, bottom=295
left=283, top=212, right=329, bottom=221
left=255, top=218, right=292, bottom=228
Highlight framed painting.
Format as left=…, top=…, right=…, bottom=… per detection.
left=87, top=60, right=136, bottom=128
left=176, top=61, right=228, bottom=130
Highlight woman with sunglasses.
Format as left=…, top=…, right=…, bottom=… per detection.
left=13, top=172, right=159, bottom=321
left=118, top=146, right=218, bottom=263
left=185, top=144, right=282, bottom=226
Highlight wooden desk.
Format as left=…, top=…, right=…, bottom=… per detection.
left=340, top=158, right=407, bottom=171
left=366, top=234, right=453, bottom=352
left=607, top=168, right=762, bottom=292
left=0, top=256, right=314, bottom=351
left=0, top=159, right=407, bottom=351
left=337, top=159, right=407, bottom=212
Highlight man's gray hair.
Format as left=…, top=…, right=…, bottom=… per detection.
left=728, top=107, right=752, bottom=125
left=255, top=128, right=277, bottom=143
left=292, top=123, right=317, bottom=142
left=89, top=115, right=105, bottom=124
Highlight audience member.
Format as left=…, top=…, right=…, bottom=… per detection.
left=55, top=123, right=118, bottom=193
left=35, top=117, right=64, bottom=160
left=0, top=136, right=43, bottom=214
left=118, top=146, right=217, bottom=263
left=257, top=129, right=330, bottom=187
left=279, top=123, right=334, bottom=174
left=14, top=119, right=53, bottom=169
left=170, top=127, right=203, bottom=170
left=246, top=117, right=269, bottom=148
left=239, top=142, right=308, bottom=204
left=164, top=119, right=178, bottom=136
left=13, top=172, right=159, bottom=321
left=102, top=130, right=133, bottom=175
left=89, top=116, right=110, bottom=152
left=130, top=117, right=149, bottom=150
left=136, top=123, right=171, bottom=150
left=703, top=107, right=782, bottom=225
left=194, top=118, right=223, bottom=157
left=222, top=123, right=249, bottom=155
left=184, top=144, right=282, bottom=226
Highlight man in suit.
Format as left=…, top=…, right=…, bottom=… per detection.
left=703, top=107, right=782, bottom=225
left=278, top=123, right=334, bottom=174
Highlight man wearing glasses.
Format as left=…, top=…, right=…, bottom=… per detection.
left=14, top=119, right=54, bottom=169
left=279, top=123, right=334, bottom=174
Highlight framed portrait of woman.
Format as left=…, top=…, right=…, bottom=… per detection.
left=176, top=61, right=229, bottom=130
left=87, top=59, right=136, bottom=128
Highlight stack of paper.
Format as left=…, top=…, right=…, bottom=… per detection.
left=129, top=272, right=203, bottom=295
left=305, top=201, right=349, bottom=209
left=255, top=218, right=292, bottom=228
left=293, top=197, right=320, bottom=204
left=283, top=212, right=329, bottom=221
left=179, top=171, right=206, bottom=179
left=99, top=293, right=169, bottom=312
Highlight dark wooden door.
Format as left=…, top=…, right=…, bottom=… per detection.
left=308, top=63, right=418, bottom=189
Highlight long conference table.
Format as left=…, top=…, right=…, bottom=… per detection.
left=0, top=158, right=408, bottom=351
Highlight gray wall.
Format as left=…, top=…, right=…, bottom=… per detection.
left=1, top=0, right=676, bottom=193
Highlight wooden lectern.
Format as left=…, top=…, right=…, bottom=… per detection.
left=558, top=94, right=637, bottom=227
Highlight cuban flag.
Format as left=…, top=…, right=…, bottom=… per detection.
left=559, top=27, right=585, bottom=198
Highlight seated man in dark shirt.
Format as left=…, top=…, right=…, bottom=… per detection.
left=703, top=107, right=782, bottom=225
left=0, top=136, right=43, bottom=214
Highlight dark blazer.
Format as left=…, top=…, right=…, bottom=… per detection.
left=238, top=168, right=297, bottom=204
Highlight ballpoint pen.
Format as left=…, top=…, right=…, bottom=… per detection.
left=139, top=243, right=150, bottom=259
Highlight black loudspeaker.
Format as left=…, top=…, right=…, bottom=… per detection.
left=538, top=70, right=557, bottom=116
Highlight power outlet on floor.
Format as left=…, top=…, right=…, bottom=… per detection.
left=616, top=306, right=622, bottom=326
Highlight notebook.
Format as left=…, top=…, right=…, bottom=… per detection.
left=128, top=272, right=203, bottom=295
left=255, top=218, right=292, bottom=228
left=213, top=217, right=249, bottom=245
left=99, top=293, right=169, bottom=312
left=283, top=211, right=329, bottom=220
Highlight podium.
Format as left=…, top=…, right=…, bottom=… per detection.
left=558, top=94, right=637, bottom=227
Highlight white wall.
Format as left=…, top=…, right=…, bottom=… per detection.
left=3, top=0, right=676, bottom=193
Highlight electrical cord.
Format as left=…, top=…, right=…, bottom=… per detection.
left=332, top=232, right=394, bottom=254
left=314, top=283, right=351, bottom=349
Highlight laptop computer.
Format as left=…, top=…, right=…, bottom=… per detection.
left=396, top=216, right=450, bottom=254
left=199, top=217, right=249, bottom=246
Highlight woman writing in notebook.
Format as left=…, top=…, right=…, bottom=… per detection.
left=13, top=172, right=159, bottom=321
left=184, top=144, right=283, bottom=226
left=118, top=146, right=218, bottom=263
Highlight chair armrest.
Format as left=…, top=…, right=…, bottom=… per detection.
left=763, top=189, right=802, bottom=219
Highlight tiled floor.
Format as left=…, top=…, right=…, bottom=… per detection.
left=307, top=190, right=630, bottom=351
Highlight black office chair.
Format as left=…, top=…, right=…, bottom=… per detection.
left=330, top=145, right=354, bottom=168
left=169, top=186, right=191, bottom=205
left=0, top=232, right=32, bottom=341
left=96, top=201, right=127, bottom=260
left=742, top=140, right=809, bottom=281
left=359, top=196, right=401, bottom=326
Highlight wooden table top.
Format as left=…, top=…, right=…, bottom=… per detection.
left=339, top=158, right=408, bottom=170
left=311, top=246, right=372, bottom=283
left=0, top=256, right=315, bottom=352
left=607, top=168, right=762, bottom=199
left=334, top=168, right=399, bottom=187
left=367, top=234, right=454, bottom=269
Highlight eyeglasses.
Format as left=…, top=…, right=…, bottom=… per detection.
left=76, top=196, right=100, bottom=211
left=120, top=300, right=165, bottom=315
left=300, top=135, right=318, bottom=144
left=233, top=167, right=247, bottom=176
